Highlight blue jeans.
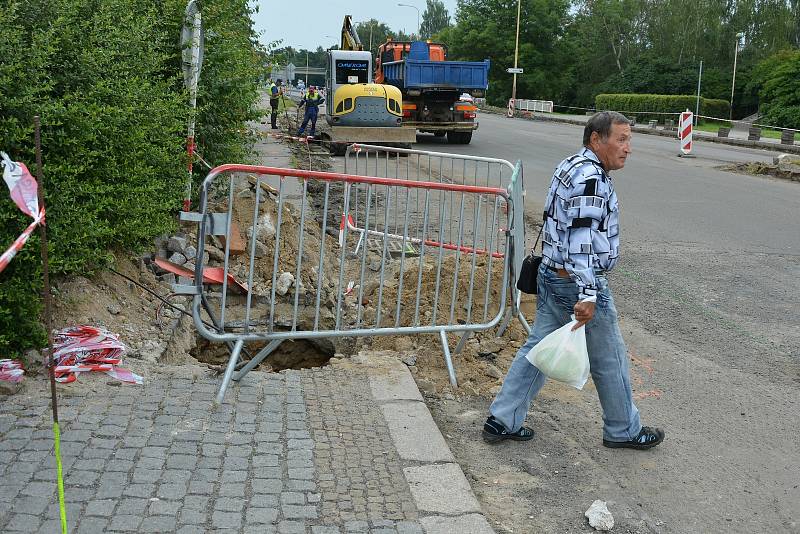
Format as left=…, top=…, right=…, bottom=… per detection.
left=490, top=264, right=641, bottom=442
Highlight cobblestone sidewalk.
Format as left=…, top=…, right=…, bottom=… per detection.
left=0, top=356, right=494, bottom=533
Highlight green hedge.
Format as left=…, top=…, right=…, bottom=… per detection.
left=595, top=94, right=730, bottom=124
left=0, top=0, right=264, bottom=357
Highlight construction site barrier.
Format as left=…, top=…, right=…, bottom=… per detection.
left=178, top=148, right=528, bottom=403
left=515, top=99, right=554, bottom=113
left=344, top=143, right=529, bottom=332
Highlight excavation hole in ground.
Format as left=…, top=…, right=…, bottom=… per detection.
left=192, top=336, right=334, bottom=372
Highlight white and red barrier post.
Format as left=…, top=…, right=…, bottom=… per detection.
left=679, top=109, right=693, bottom=156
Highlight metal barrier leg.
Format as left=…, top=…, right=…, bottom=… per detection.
left=234, top=339, right=283, bottom=381
left=215, top=339, right=244, bottom=405
left=517, top=311, right=531, bottom=334
left=439, top=330, right=458, bottom=388
left=454, top=330, right=471, bottom=355
left=496, top=308, right=513, bottom=337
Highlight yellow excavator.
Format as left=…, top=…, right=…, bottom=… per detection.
left=319, top=16, right=416, bottom=155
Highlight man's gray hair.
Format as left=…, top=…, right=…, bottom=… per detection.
left=583, top=111, right=631, bottom=145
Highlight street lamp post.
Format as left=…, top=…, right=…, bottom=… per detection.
left=397, top=3, right=420, bottom=38
left=730, top=32, right=744, bottom=120
left=511, top=0, right=521, bottom=108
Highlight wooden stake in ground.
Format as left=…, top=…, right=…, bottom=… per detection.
left=34, top=115, right=68, bottom=534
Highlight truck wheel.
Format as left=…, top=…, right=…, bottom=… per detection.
left=447, top=131, right=473, bottom=144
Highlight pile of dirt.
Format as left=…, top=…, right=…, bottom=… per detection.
left=720, top=158, right=800, bottom=182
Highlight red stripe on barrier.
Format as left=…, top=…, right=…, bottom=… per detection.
left=204, top=164, right=510, bottom=199
left=681, top=125, right=692, bottom=139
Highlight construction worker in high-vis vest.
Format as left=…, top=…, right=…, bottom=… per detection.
left=297, top=86, right=325, bottom=138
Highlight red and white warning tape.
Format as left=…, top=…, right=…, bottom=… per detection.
left=1, top=151, right=45, bottom=274
left=0, top=359, right=25, bottom=383
left=52, top=326, right=143, bottom=385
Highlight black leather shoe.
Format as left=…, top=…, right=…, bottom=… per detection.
left=482, top=416, right=534, bottom=444
left=603, top=426, right=664, bottom=450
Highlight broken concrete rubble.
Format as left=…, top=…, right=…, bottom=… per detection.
left=585, top=500, right=614, bottom=531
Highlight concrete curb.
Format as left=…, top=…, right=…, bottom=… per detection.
left=478, top=105, right=800, bottom=155
left=363, top=356, right=496, bottom=533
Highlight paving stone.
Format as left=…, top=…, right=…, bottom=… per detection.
left=112, top=448, right=138, bottom=461
left=20, top=480, right=55, bottom=498
left=11, top=495, right=50, bottom=515
left=161, top=469, right=191, bottom=483
left=156, top=482, right=188, bottom=500
left=215, top=496, right=245, bottom=512
left=140, top=446, right=167, bottom=459
left=249, top=493, right=280, bottom=508
left=136, top=456, right=165, bottom=470
left=166, top=454, right=196, bottom=469
left=140, top=515, right=177, bottom=532
left=183, top=494, right=211, bottom=509
left=108, top=514, right=142, bottom=531
left=283, top=504, right=319, bottom=519
left=188, top=480, right=215, bottom=495
left=115, top=497, right=149, bottom=515
left=123, top=483, right=155, bottom=498
left=281, top=491, right=305, bottom=505
left=257, top=466, right=283, bottom=479
left=219, top=482, right=247, bottom=497
left=221, top=469, right=248, bottom=483
left=287, top=479, right=316, bottom=491
left=132, top=467, right=162, bottom=484
left=252, top=478, right=283, bottom=494
left=344, top=520, right=370, bottom=532
left=311, top=526, right=342, bottom=534
left=277, top=520, right=307, bottom=534
left=246, top=506, right=279, bottom=524
left=75, top=516, right=109, bottom=534
left=149, top=498, right=182, bottom=515
left=3, top=513, right=42, bottom=532
left=85, top=498, right=117, bottom=516
left=179, top=507, right=207, bottom=525
left=212, top=510, right=243, bottom=530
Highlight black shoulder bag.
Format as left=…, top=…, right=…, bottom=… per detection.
left=516, top=225, right=543, bottom=295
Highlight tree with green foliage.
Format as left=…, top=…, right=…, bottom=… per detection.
left=751, top=49, right=800, bottom=128
left=440, top=0, right=574, bottom=106
left=420, top=0, right=452, bottom=40
left=355, top=19, right=395, bottom=59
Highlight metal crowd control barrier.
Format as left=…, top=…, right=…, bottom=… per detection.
left=515, top=99, right=554, bottom=113
left=178, top=150, right=528, bottom=404
left=344, top=144, right=530, bottom=334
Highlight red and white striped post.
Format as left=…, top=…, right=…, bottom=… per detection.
left=679, top=109, right=693, bottom=155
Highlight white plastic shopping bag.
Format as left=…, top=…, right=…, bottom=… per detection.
left=525, top=316, right=591, bottom=390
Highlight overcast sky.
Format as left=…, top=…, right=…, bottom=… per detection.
left=252, top=0, right=460, bottom=51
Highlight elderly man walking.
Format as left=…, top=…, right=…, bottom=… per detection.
left=483, top=111, right=664, bottom=450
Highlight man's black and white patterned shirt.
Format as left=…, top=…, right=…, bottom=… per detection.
left=541, top=147, right=620, bottom=300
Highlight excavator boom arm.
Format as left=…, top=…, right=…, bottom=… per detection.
left=340, top=15, right=363, bottom=51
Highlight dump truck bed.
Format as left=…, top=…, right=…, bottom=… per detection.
left=382, top=59, right=490, bottom=91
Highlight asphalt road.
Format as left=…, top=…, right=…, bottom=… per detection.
left=414, top=113, right=799, bottom=532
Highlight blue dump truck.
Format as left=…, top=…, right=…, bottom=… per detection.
left=375, top=40, right=490, bottom=145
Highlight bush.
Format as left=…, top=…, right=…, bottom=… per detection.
left=0, top=0, right=264, bottom=357
left=756, top=50, right=800, bottom=130
left=595, top=94, right=730, bottom=124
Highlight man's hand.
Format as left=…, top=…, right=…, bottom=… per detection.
left=572, top=300, right=595, bottom=330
